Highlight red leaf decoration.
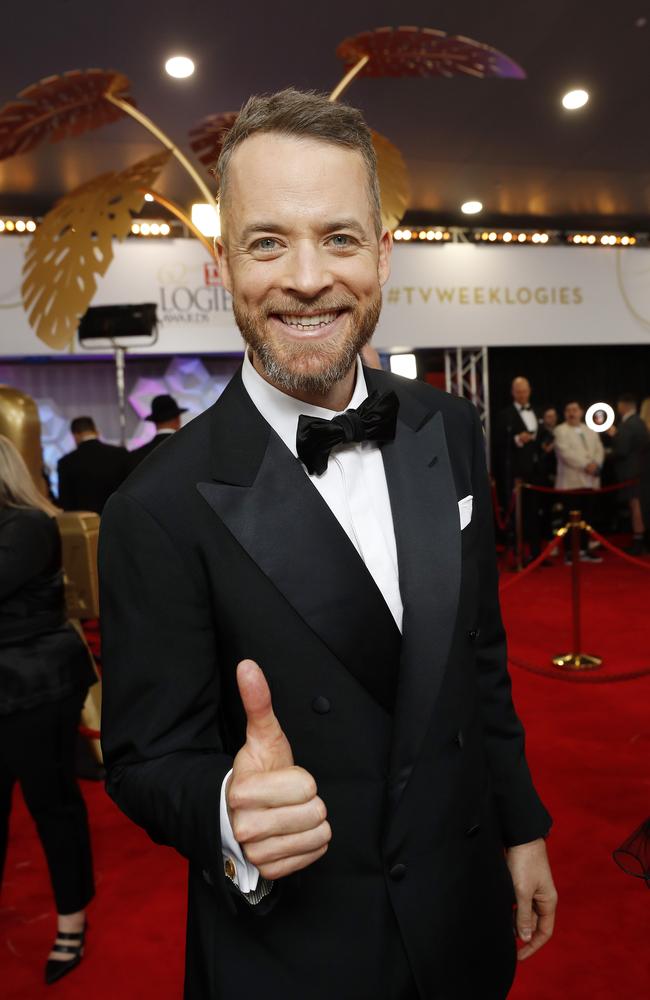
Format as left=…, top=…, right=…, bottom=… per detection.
left=189, top=112, right=239, bottom=169
left=0, top=69, right=134, bottom=162
left=337, top=26, right=525, bottom=80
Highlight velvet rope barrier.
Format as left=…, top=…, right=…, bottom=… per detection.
left=490, top=479, right=516, bottom=532
left=499, top=527, right=568, bottom=592
left=585, top=526, right=650, bottom=571
left=521, top=478, right=639, bottom=495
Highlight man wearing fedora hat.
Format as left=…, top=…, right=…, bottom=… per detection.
left=129, top=394, right=187, bottom=469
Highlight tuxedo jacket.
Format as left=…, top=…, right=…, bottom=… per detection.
left=495, top=403, right=540, bottom=489
left=99, top=367, right=551, bottom=1000
left=128, top=431, right=176, bottom=470
left=57, top=439, right=130, bottom=514
left=611, top=413, right=649, bottom=482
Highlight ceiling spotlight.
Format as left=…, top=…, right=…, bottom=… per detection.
left=144, top=192, right=154, bottom=202
left=488, top=232, right=497, bottom=241
left=5, top=220, right=14, bottom=231
left=518, top=233, right=526, bottom=242
left=562, top=88, right=589, bottom=110
left=160, top=223, right=171, bottom=236
left=131, top=223, right=140, bottom=235
left=165, top=55, right=195, bottom=79
left=26, top=220, right=36, bottom=232
left=394, top=230, right=403, bottom=240
left=503, top=232, right=512, bottom=242
left=140, top=223, right=150, bottom=236
left=461, top=200, right=483, bottom=215
left=15, top=220, right=26, bottom=232
left=0, top=221, right=5, bottom=232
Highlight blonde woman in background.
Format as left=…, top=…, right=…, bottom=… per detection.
left=0, top=435, right=96, bottom=984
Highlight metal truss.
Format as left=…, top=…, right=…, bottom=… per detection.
left=444, top=347, right=491, bottom=469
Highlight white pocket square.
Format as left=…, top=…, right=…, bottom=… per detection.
left=458, top=495, right=473, bottom=531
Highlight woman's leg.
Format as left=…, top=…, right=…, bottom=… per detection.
left=16, top=692, right=95, bottom=918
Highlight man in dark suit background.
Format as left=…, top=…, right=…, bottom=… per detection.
left=99, top=89, right=556, bottom=999
left=496, top=377, right=542, bottom=560
left=607, top=392, right=650, bottom=553
left=57, top=416, right=129, bottom=514
left=128, top=394, right=187, bottom=469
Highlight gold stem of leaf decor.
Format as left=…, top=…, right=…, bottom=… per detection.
left=328, top=55, right=370, bottom=102
left=140, top=188, right=216, bottom=258
left=105, top=92, right=217, bottom=208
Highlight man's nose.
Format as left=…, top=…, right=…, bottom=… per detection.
left=281, top=242, right=333, bottom=298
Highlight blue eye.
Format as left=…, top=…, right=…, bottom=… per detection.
left=330, top=234, right=352, bottom=247
left=256, top=238, right=278, bottom=251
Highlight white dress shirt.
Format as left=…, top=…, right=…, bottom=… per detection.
left=220, top=351, right=403, bottom=894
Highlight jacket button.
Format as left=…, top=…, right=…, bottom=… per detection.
left=466, top=824, right=481, bottom=837
left=312, top=696, right=331, bottom=714
left=389, top=863, right=407, bottom=881
left=468, top=629, right=478, bottom=641
left=454, top=729, right=464, bottom=749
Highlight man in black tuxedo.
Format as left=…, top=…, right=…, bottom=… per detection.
left=128, top=394, right=187, bottom=469
left=496, top=378, right=542, bottom=559
left=606, top=393, right=650, bottom=553
left=99, top=89, right=556, bottom=1000
left=57, top=416, right=129, bottom=514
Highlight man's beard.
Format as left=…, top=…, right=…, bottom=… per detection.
left=232, top=293, right=383, bottom=394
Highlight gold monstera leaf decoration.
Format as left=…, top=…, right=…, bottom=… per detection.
left=0, top=69, right=134, bottom=161
left=188, top=111, right=239, bottom=169
left=22, top=150, right=171, bottom=349
left=372, top=130, right=410, bottom=230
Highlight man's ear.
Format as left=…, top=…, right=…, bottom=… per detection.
left=377, top=227, right=393, bottom=287
left=215, top=238, right=232, bottom=293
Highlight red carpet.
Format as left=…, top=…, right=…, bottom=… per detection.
left=2, top=549, right=649, bottom=998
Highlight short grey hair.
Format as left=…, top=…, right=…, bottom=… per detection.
left=215, top=88, right=382, bottom=238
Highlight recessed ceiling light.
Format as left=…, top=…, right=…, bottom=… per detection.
left=165, top=55, right=195, bottom=79
left=461, top=200, right=483, bottom=215
left=562, top=88, right=589, bottom=110
left=144, top=192, right=154, bottom=202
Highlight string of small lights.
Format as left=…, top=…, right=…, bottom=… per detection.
left=0, top=218, right=37, bottom=233
left=0, top=217, right=643, bottom=246
left=394, top=227, right=642, bottom=246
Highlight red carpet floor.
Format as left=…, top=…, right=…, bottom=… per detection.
left=2, top=549, right=649, bottom=998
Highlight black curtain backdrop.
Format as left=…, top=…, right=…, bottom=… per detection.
left=488, top=342, right=650, bottom=450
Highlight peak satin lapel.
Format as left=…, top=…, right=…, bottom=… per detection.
left=198, top=420, right=401, bottom=714
left=382, top=409, right=461, bottom=809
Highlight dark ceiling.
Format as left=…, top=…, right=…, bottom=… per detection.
left=3, top=0, right=650, bottom=229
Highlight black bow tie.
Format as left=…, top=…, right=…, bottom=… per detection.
left=520, top=405, right=532, bottom=411
left=296, top=390, right=399, bottom=475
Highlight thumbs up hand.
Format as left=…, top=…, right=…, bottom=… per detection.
left=226, top=660, right=331, bottom=881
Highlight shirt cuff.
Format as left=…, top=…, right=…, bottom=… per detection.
left=220, top=768, right=260, bottom=894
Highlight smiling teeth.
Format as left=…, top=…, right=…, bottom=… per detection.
left=280, top=312, right=338, bottom=329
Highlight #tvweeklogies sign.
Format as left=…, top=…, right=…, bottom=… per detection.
left=1, top=238, right=650, bottom=356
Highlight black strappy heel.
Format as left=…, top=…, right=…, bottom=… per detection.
left=44, top=921, right=87, bottom=985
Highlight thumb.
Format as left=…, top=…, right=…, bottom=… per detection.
left=515, top=892, right=534, bottom=943
left=236, top=659, right=286, bottom=749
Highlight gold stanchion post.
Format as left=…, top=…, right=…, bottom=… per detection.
left=552, top=510, right=603, bottom=671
